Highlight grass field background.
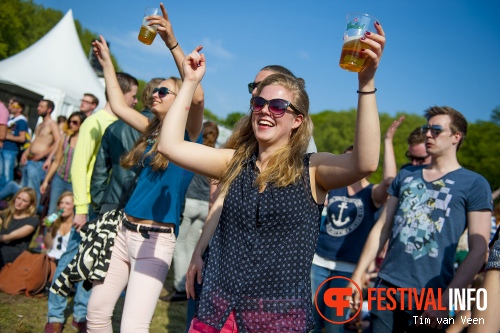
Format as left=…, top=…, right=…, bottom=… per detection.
left=0, top=267, right=188, bottom=333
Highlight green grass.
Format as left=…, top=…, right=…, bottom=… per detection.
left=0, top=267, right=188, bottom=333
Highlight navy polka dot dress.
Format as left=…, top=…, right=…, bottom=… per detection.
left=197, top=153, right=323, bottom=332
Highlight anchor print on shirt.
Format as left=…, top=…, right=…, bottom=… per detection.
left=326, top=196, right=364, bottom=237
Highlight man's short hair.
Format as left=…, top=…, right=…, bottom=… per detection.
left=83, top=93, right=99, bottom=106
left=424, top=106, right=467, bottom=150
left=407, top=127, right=426, bottom=146
left=42, top=99, right=55, bottom=112
left=105, top=72, right=139, bottom=101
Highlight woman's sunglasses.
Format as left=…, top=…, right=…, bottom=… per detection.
left=421, top=124, right=452, bottom=136
left=152, top=87, right=177, bottom=98
left=69, top=120, right=80, bottom=126
left=250, top=96, right=301, bottom=118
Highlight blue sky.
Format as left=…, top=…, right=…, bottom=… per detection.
left=33, top=0, right=500, bottom=123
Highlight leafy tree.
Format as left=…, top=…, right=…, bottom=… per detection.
left=0, top=0, right=63, bottom=58
left=222, top=112, right=246, bottom=128
left=0, top=0, right=120, bottom=70
left=490, top=106, right=500, bottom=126
left=458, top=120, right=500, bottom=191
left=311, top=109, right=426, bottom=183
left=203, top=108, right=221, bottom=123
left=132, top=79, right=147, bottom=111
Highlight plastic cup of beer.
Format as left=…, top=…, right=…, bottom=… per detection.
left=339, top=13, right=378, bottom=72
left=138, top=7, right=161, bottom=45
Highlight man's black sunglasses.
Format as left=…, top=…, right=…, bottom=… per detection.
left=405, top=151, right=429, bottom=164
left=247, top=82, right=261, bottom=94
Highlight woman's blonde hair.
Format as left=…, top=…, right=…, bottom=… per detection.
left=219, top=73, right=312, bottom=194
left=121, top=77, right=182, bottom=171
left=0, top=187, right=37, bottom=230
left=51, top=191, right=74, bottom=238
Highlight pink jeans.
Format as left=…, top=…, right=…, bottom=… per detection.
left=188, top=311, right=239, bottom=333
left=86, top=221, right=175, bottom=333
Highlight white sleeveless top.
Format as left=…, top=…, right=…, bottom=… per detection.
left=47, top=229, right=70, bottom=260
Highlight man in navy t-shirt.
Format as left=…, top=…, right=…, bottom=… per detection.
left=349, top=106, right=492, bottom=333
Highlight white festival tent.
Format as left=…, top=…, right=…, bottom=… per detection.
left=0, top=10, right=105, bottom=118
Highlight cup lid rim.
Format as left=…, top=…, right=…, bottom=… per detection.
left=346, top=12, right=378, bottom=22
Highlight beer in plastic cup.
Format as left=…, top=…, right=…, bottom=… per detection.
left=138, top=7, right=161, bottom=45
left=339, top=13, right=378, bottom=72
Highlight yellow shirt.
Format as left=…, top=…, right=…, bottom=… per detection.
left=71, top=109, right=117, bottom=215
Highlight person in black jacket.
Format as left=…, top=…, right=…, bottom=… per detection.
left=90, top=78, right=163, bottom=216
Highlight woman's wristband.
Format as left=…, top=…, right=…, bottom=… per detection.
left=169, top=42, right=179, bottom=51
left=357, top=88, right=377, bottom=94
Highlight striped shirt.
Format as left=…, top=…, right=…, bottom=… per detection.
left=56, top=135, right=75, bottom=182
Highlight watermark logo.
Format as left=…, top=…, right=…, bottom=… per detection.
left=314, top=276, right=362, bottom=324
left=315, top=279, right=488, bottom=326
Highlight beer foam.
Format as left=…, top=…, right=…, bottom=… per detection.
left=343, top=35, right=363, bottom=43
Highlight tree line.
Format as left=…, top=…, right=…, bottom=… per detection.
left=207, top=108, right=500, bottom=194
left=2, top=0, right=499, bottom=195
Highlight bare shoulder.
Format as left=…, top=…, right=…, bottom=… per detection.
left=46, top=119, right=60, bottom=134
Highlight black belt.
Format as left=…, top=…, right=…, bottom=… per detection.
left=122, top=216, right=173, bottom=239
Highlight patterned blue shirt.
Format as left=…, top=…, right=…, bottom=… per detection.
left=379, top=166, right=492, bottom=290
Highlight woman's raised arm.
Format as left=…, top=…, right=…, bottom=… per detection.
left=152, top=3, right=205, bottom=141
left=157, top=48, right=233, bottom=179
left=312, top=22, right=386, bottom=198
left=92, top=36, right=149, bottom=132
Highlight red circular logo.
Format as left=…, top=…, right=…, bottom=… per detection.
left=314, top=276, right=363, bottom=324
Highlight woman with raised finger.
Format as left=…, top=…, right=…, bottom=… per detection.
left=85, top=3, right=204, bottom=332
left=159, top=22, right=386, bottom=333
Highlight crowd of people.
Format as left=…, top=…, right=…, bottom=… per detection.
left=0, top=4, right=499, bottom=333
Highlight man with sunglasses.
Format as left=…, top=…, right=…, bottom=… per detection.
left=349, top=106, right=492, bottom=332
left=402, top=126, right=432, bottom=168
